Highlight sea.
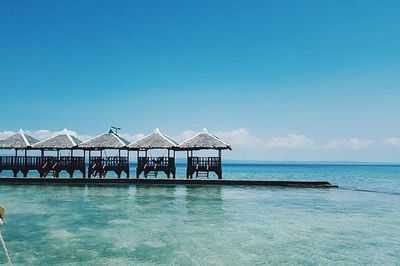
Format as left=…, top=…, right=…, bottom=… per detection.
left=0, top=164, right=399, bottom=265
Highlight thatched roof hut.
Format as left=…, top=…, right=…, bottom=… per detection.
left=178, top=128, right=231, bottom=150
left=79, top=129, right=130, bottom=150
left=33, top=133, right=82, bottom=150
left=128, top=128, right=178, bottom=150
left=0, top=130, right=39, bottom=149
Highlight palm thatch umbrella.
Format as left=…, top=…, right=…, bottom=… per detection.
left=128, top=128, right=178, bottom=178
left=178, top=128, right=231, bottom=179
left=79, top=129, right=130, bottom=178
left=0, top=129, right=38, bottom=153
left=33, top=132, right=82, bottom=150
left=0, top=130, right=39, bottom=177
left=32, top=131, right=84, bottom=177
left=79, top=129, right=129, bottom=150
left=178, top=128, right=231, bottom=150
left=128, top=128, right=178, bottom=150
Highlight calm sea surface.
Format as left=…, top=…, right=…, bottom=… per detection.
left=0, top=164, right=399, bottom=265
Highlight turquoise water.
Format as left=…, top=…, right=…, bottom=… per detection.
left=0, top=165, right=399, bottom=265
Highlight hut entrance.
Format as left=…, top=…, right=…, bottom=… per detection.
left=87, top=149, right=129, bottom=178
left=136, top=149, right=176, bottom=179
left=186, top=150, right=222, bottom=179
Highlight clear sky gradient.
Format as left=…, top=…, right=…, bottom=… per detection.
left=1, top=0, right=400, bottom=161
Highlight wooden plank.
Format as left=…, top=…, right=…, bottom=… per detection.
left=0, top=177, right=338, bottom=188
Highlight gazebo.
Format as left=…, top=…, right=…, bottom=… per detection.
left=178, top=129, right=231, bottom=179
left=32, top=132, right=84, bottom=178
left=79, top=129, right=130, bottom=178
left=128, top=128, right=178, bottom=179
left=0, top=130, right=39, bottom=177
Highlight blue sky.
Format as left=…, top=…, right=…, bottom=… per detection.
left=1, top=0, right=400, bottom=161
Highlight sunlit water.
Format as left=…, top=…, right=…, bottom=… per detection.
left=0, top=164, right=399, bottom=265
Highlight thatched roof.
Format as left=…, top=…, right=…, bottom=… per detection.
left=33, top=133, right=82, bottom=149
left=79, top=129, right=130, bottom=150
left=128, top=128, right=178, bottom=150
left=178, top=129, right=231, bottom=150
left=0, top=130, right=39, bottom=149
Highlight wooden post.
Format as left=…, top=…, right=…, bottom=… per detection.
left=218, top=149, right=222, bottom=179
left=88, top=150, right=91, bottom=178
left=24, top=149, right=28, bottom=177
left=83, top=150, right=86, bottom=178
left=127, top=149, right=130, bottom=178
left=136, top=150, right=140, bottom=179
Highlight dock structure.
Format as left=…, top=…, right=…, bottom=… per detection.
left=32, top=131, right=84, bottom=178
left=129, top=128, right=178, bottom=179
left=79, top=129, right=130, bottom=178
left=0, top=130, right=39, bottom=177
left=178, top=129, right=231, bottom=179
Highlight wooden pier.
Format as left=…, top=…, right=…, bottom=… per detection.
left=0, top=177, right=338, bottom=188
left=0, top=129, right=338, bottom=187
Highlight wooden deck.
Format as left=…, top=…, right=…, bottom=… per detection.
left=0, top=177, right=338, bottom=188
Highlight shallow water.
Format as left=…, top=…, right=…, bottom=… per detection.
left=0, top=165, right=399, bottom=265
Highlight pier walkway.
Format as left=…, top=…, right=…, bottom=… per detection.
left=0, top=177, right=338, bottom=188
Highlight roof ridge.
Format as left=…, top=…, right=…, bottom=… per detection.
left=209, top=133, right=231, bottom=147
left=19, top=131, right=30, bottom=146
left=178, top=130, right=201, bottom=146
left=79, top=132, right=107, bottom=145
left=128, top=131, right=154, bottom=147
left=66, top=134, right=77, bottom=146
left=112, top=132, right=127, bottom=146
left=158, top=131, right=178, bottom=146
left=33, top=133, right=56, bottom=147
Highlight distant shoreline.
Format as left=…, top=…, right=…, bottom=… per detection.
left=173, top=159, right=400, bottom=166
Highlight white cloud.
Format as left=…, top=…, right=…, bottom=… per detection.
left=175, top=130, right=197, bottom=143
left=1, top=129, right=399, bottom=161
left=119, top=133, right=145, bottom=142
left=324, top=138, right=373, bottom=150
left=22, top=129, right=93, bottom=141
left=0, top=129, right=146, bottom=143
left=382, top=137, right=400, bottom=147
left=177, top=129, right=315, bottom=150
left=216, top=128, right=262, bottom=149
left=265, top=134, right=315, bottom=149
left=0, top=131, right=14, bottom=140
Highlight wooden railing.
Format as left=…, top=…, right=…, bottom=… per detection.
left=57, top=156, right=85, bottom=167
left=89, top=156, right=128, bottom=167
left=0, top=156, right=55, bottom=167
left=138, top=157, right=174, bottom=168
left=0, top=156, right=85, bottom=169
left=188, top=157, right=220, bottom=168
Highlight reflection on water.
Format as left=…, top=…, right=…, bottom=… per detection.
left=0, top=166, right=399, bottom=265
